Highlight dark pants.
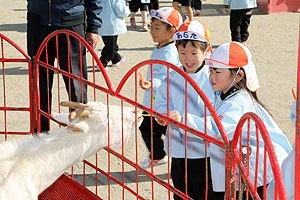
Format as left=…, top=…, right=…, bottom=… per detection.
left=213, top=185, right=266, bottom=200
left=148, top=0, right=159, bottom=10
left=171, top=158, right=223, bottom=200
left=27, top=12, right=87, bottom=132
left=192, top=0, right=202, bottom=10
left=100, top=35, right=122, bottom=67
left=139, top=112, right=167, bottom=160
left=230, top=9, right=253, bottom=42
left=129, top=0, right=148, bottom=12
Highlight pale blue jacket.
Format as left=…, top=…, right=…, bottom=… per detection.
left=266, top=100, right=296, bottom=200
left=154, top=64, right=216, bottom=158
left=143, top=42, right=181, bottom=108
left=224, top=0, right=257, bottom=9
left=98, top=0, right=129, bottom=36
left=182, top=89, right=292, bottom=191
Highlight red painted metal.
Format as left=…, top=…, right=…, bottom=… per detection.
left=0, top=30, right=292, bottom=199
left=231, top=112, right=288, bottom=200
left=295, top=17, right=300, bottom=200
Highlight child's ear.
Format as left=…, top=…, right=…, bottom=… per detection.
left=236, top=70, right=244, bottom=82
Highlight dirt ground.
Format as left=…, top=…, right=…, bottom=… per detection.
left=0, top=0, right=299, bottom=199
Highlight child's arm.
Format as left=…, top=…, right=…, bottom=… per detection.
left=154, top=77, right=174, bottom=119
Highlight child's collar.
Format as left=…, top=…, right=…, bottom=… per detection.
left=157, top=41, right=174, bottom=49
left=220, top=86, right=238, bottom=100
left=183, top=61, right=205, bottom=73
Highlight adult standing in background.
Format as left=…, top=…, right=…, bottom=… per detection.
left=224, top=0, right=256, bottom=44
left=27, top=0, right=103, bottom=132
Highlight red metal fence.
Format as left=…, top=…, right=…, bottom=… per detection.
left=0, top=29, right=298, bottom=199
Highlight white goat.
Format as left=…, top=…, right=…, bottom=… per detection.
left=0, top=101, right=142, bottom=200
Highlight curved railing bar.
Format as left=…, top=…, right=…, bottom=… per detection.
left=231, top=112, right=287, bottom=200
left=115, top=59, right=229, bottom=147
left=34, top=29, right=114, bottom=93
left=0, top=32, right=31, bottom=61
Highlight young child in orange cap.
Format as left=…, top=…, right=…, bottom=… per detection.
left=168, top=41, right=291, bottom=199
left=139, top=7, right=183, bottom=168
left=154, top=20, right=216, bottom=199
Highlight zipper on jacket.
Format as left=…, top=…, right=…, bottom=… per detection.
left=48, top=0, right=51, bottom=26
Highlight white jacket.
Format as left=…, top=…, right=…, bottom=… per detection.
left=224, top=0, right=257, bottom=9
left=154, top=64, right=216, bottom=158
left=98, top=0, right=129, bottom=36
left=182, top=89, right=292, bottom=191
left=143, top=42, right=180, bottom=108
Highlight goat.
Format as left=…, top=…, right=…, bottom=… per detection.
left=0, top=101, right=142, bottom=200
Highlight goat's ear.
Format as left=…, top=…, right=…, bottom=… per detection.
left=60, top=101, right=89, bottom=109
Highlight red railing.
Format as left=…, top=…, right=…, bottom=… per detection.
left=1, top=29, right=297, bottom=199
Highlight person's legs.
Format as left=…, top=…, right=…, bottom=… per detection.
left=185, top=6, right=193, bottom=21
left=129, top=0, right=139, bottom=28
left=139, top=113, right=167, bottom=160
left=111, top=36, right=123, bottom=65
left=59, top=24, right=88, bottom=104
left=140, top=3, right=148, bottom=31
left=171, top=158, right=187, bottom=200
left=148, top=0, right=159, bottom=11
left=172, top=1, right=183, bottom=15
left=27, top=12, right=56, bottom=132
left=240, top=8, right=253, bottom=42
left=193, top=0, right=202, bottom=15
left=230, top=10, right=243, bottom=42
left=100, top=36, right=115, bottom=67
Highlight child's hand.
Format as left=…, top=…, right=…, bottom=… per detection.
left=140, top=80, right=151, bottom=90
left=138, top=71, right=151, bottom=90
left=169, top=110, right=182, bottom=123
left=157, top=118, right=167, bottom=126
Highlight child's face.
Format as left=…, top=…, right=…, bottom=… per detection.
left=177, top=42, right=206, bottom=74
left=209, top=68, right=235, bottom=93
left=150, top=19, right=175, bottom=47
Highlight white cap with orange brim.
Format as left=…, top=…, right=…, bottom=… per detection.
left=205, top=42, right=260, bottom=92
left=172, top=20, right=210, bottom=43
left=150, top=7, right=183, bottom=30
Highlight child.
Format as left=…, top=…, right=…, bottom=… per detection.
left=168, top=42, right=292, bottom=199
left=154, top=20, right=216, bottom=199
left=139, top=7, right=183, bottom=168
left=98, top=0, right=129, bottom=69
left=267, top=99, right=297, bottom=200
left=128, top=0, right=150, bottom=31
left=224, top=0, right=257, bottom=44
left=172, top=0, right=193, bottom=22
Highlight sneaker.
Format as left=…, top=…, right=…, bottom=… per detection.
left=130, top=18, right=137, bottom=28
left=96, top=65, right=108, bottom=71
left=112, top=56, right=126, bottom=67
left=195, top=9, right=201, bottom=16
left=181, top=14, right=187, bottom=22
left=139, top=156, right=168, bottom=168
left=142, top=22, right=148, bottom=31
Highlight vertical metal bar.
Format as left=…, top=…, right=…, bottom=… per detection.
left=294, top=16, right=300, bottom=200
left=1, top=38, right=7, bottom=140
left=184, top=79, right=188, bottom=197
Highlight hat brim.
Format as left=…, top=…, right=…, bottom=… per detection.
left=205, top=58, right=260, bottom=92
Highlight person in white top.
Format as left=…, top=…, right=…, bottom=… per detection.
left=167, top=41, right=291, bottom=199
left=154, top=20, right=216, bottom=200
left=267, top=99, right=297, bottom=200
left=139, top=7, right=182, bottom=168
